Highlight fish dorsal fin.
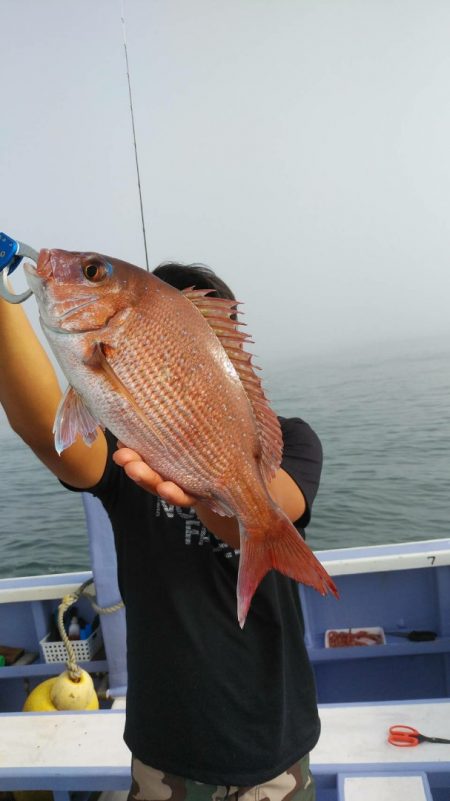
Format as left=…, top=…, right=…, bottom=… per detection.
left=53, top=385, right=101, bottom=455
left=182, top=288, right=282, bottom=484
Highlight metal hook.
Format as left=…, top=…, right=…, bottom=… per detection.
left=0, top=233, right=39, bottom=304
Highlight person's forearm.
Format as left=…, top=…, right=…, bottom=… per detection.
left=0, top=298, right=62, bottom=450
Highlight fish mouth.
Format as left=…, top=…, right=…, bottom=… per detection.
left=24, top=249, right=52, bottom=283
left=40, top=318, right=80, bottom=337
left=40, top=305, right=99, bottom=336
left=36, top=248, right=52, bottom=275
left=56, top=298, right=98, bottom=322
left=41, top=306, right=119, bottom=337
left=40, top=297, right=102, bottom=335
left=24, top=261, right=43, bottom=292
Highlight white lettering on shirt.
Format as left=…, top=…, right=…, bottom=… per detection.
left=155, top=499, right=239, bottom=558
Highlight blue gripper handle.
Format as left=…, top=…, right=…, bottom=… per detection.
left=0, top=232, right=23, bottom=274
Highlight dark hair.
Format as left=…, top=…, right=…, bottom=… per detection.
left=153, top=262, right=235, bottom=301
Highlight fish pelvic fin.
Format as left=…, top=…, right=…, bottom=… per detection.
left=237, top=510, right=338, bottom=628
left=53, top=385, right=101, bottom=455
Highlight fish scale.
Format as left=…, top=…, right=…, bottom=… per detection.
left=105, top=335, right=245, bottom=491
left=25, top=248, right=338, bottom=626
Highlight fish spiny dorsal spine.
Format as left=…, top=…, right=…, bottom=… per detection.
left=182, top=288, right=282, bottom=485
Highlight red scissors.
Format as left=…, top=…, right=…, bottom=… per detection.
left=389, top=725, right=450, bottom=747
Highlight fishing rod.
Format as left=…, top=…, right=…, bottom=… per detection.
left=120, top=0, right=150, bottom=272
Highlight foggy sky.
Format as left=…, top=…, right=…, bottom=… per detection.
left=2, top=0, right=450, bottom=374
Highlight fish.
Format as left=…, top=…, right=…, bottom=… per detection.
left=25, top=249, right=338, bottom=626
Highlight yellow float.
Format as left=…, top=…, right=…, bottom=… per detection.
left=23, top=667, right=99, bottom=712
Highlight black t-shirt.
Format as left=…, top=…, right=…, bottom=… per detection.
left=74, top=416, right=323, bottom=786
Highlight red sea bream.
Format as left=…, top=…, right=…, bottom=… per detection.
left=26, top=250, right=338, bottom=625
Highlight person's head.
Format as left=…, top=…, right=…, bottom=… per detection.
left=153, top=262, right=235, bottom=301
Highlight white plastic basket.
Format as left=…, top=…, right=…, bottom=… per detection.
left=40, top=626, right=103, bottom=663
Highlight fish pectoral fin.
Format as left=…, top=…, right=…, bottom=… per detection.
left=84, top=341, right=116, bottom=367
left=84, top=342, right=168, bottom=451
left=53, top=385, right=102, bottom=455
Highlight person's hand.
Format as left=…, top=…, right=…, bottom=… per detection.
left=112, top=443, right=196, bottom=507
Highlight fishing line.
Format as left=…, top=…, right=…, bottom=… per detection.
left=120, top=0, right=150, bottom=271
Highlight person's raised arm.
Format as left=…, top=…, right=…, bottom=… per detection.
left=0, top=298, right=107, bottom=488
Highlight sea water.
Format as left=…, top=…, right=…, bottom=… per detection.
left=1, top=336, right=449, bottom=578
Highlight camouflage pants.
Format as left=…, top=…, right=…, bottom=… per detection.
left=128, top=753, right=315, bottom=800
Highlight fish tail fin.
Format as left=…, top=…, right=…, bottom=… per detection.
left=237, top=509, right=338, bottom=628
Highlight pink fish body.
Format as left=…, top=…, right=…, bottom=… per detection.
left=26, top=250, right=337, bottom=625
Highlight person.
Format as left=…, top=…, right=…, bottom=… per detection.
left=0, top=260, right=323, bottom=801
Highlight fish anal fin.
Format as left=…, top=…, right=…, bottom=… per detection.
left=198, top=495, right=234, bottom=517
left=237, top=512, right=339, bottom=627
left=53, top=386, right=101, bottom=455
left=84, top=342, right=168, bottom=451
left=183, top=288, right=282, bottom=484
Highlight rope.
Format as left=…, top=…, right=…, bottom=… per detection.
left=56, top=578, right=124, bottom=681
left=57, top=594, right=82, bottom=681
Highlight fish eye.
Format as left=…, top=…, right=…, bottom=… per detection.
left=82, top=261, right=110, bottom=283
